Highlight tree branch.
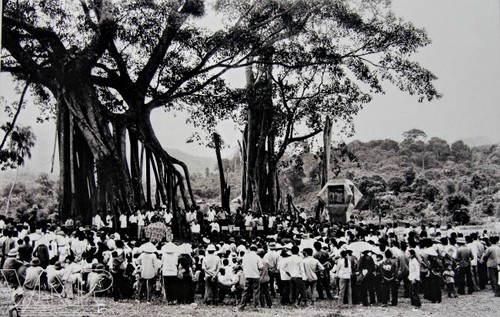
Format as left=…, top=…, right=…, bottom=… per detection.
left=135, top=13, right=188, bottom=95
left=288, top=129, right=322, bottom=144
left=0, top=79, right=31, bottom=151
left=3, top=16, right=66, bottom=57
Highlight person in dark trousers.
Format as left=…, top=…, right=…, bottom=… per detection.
left=427, top=252, right=442, bottom=303
left=313, top=242, right=332, bottom=300
left=442, top=265, right=458, bottom=298
left=288, top=245, right=307, bottom=307
left=111, top=240, right=126, bottom=301
left=358, top=250, right=376, bottom=306
left=279, top=250, right=291, bottom=305
left=257, top=248, right=272, bottom=308
left=239, top=244, right=263, bottom=311
left=408, top=250, right=421, bottom=309
left=379, top=249, right=399, bottom=306
left=455, top=237, right=474, bottom=295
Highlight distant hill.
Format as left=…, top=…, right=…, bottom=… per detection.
left=166, top=148, right=217, bottom=174
left=0, top=148, right=215, bottom=188
left=461, top=136, right=499, bottom=147
left=192, top=137, right=500, bottom=225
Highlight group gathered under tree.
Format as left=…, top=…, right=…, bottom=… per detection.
left=1, top=0, right=441, bottom=228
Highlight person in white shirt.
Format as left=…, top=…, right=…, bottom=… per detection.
left=137, top=211, right=145, bottom=239
left=299, top=208, right=307, bottom=221
left=207, top=207, right=216, bottom=223
left=186, top=209, right=196, bottom=225
left=264, top=243, right=281, bottom=297
left=146, top=209, right=156, bottom=224
left=244, top=212, right=253, bottom=227
left=210, top=221, right=220, bottom=233
left=268, top=215, right=276, bottom=230
left=136, top=249, right=160, bottom=302
left=202, top=244, right=220, bottom=304
left=119, top=213, right=128, bottom=235
left=302, top=248, right=324, bottom=304
left=161, top=244, right=179, bottom=304
left=238, top=245, right=263, bottom=310
left=164, top=210, right=173, bottom=226
left=288, top=245, right=307, bottom=307
left=336, top=250, right=352, bottom=306
left=106, top=214, right=113, bottom=229
left=408, top=249, right=421, bottom=309
left=278, top=250, right=291, bottom=305
left=191, top=220, right=201, bottom=242
left=93, top=213, right=104, bottom=230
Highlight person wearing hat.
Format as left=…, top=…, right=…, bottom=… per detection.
left=136, top=245, right=160, bottom=303
left=455, top=236, right=474, bottom=295
left=88, top=263, right=110, bottom=293
left=24, top=257, right=46, bottom=290
left=2, top=249, right=23, bottom=286
left=161, top=242, right=179, bottom=304
left=278, top=249, right=291, bottom=305
left=426, top=249, right=443, bottom=304
left=482, top=235, right=500, bottom=296
left=358, top=249, right=376, bottom=306
left=265, top=242, right=281, bottom=297
left=47, top=260, right=64, bottom=293
left=202, top=244, right=220, bottom=305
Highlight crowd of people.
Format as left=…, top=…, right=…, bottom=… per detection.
left=1, top=204, right=499, bottom=313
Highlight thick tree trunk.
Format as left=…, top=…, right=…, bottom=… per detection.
left=57, top=102, right=73, bottom=221
left=73, top=127, right=95, bottom=224
left=322, top=116, right=332, bottom=187
left=56, top=68, right=135, bottom=222
left=244, top=55, right=274, bottom=214
left=213, top=133, right=230, bottom=211
left=129, top=131, right=145, bottom=209
left=145, top=148, right=153, bottom=209
left=238, top=136, right=247, bottom=209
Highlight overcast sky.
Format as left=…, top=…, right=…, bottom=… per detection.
left=1, top=0, right=499, bottom=173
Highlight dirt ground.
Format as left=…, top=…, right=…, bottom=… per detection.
left=97, top=289, right=500, bottom=317
left=1, top=284, right=498, bottom=317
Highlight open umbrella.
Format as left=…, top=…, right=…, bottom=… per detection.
left=139, top=242, right=158, bottom=253
left=35, top=234, right=53, bottom=247
left=28, top=232, right=42, bottom=242
left=179, top=243, right=192, bottom=255
left=423, top=248, right=438, bottom=257
left=161, top=242, right=179, bottom=253
left=346, top=241, right=373, bottom=253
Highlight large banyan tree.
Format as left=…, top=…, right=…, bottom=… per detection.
left=1, top=0, right=263, bottom=225
left=2, top=0, right=441, bottom=227
left=192, top=0, right=441, bottom=214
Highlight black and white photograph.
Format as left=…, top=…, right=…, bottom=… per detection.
left=0, top=0, right=499, bottom=316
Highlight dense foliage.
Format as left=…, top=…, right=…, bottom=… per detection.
left=192, top=135, right=500, bottom=225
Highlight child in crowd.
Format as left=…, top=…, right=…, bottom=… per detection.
left=442, top=265, right=458, bottom=298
